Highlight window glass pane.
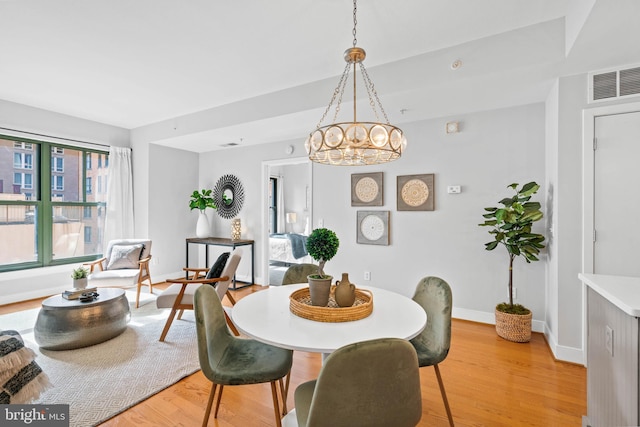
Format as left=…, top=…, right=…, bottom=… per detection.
left=51, top=146, right=80, bottom=201
left=87, top=152, right=108, bottom=203
left=1, top=138, right=39, bottom=198
left=51, top=205, right=104, bottom=259
left=0, top=205, right=38, bottom=266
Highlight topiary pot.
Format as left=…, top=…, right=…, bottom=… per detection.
left=495, top=309, right=532, bottom=343
left=307, top=275, right=332, bottom=306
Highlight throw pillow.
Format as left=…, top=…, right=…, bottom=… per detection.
left=205, top=252, right=230, bottom=282
left=107, top=244, right=144, bottom=270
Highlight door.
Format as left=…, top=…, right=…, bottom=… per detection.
left=594, top=111, right=640, bottom=275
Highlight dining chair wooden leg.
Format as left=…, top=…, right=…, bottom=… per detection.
left=214, top=385, right=225, bottom=418
left=270, top=381, right=282, bottom=427
left=202, top=383, right=217, bottom=427
left=278, top=377, right=287, bottom=415
left=280, top=371, right=291, bottom=415
left=434, top=364, right=454, bottom=427
left=224, top=311, right=240, bottom=336
left=177, top=309, right=184, bottom=320
left=159, top=308, right=178, bottom=342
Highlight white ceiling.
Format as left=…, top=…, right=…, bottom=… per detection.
left=1, top=0, right=639, bottom=152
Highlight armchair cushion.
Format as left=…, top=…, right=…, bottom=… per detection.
left=107, top=244, right=144, bottom=270
left=205, top=252, right=230, bottom=281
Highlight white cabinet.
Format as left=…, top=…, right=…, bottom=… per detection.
left=581, top=274, right=640, bottom=426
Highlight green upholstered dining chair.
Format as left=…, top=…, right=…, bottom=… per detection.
left=293, top=338, right=422, bottom=427
left=410, top=276, right=455, bottom=426
left=281, top=263, right=318, bottom=285
left=194, top=284, right=293, bottom=427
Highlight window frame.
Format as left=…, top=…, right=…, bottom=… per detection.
left=0, top=135, right=108, bottom=272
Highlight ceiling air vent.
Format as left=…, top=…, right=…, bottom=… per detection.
left=589, top=65, right=640, bottom=103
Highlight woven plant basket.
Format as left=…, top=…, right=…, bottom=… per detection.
left=495, top=309, right=532, bottom=343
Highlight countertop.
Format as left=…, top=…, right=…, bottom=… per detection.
left=580, top=273, right=640, bottom=317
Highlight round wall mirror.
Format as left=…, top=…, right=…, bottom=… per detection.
left=213, top=174, right=245, bottom=219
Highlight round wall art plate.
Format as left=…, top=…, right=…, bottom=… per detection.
left=351, top=172, right=383, bottom=206
left=397, top=174, right=434, bottom=211
left=357, top=211, right=390, bottom=245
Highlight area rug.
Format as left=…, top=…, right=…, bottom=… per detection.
left=1, top=291, right=200, bottom=427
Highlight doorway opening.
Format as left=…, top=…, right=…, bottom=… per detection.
left=261, top=156, right=312, bottom=286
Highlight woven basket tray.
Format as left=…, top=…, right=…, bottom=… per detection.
left=289, top=286, right=373, bottom=322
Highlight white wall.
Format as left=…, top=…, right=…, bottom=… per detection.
left=194, top=103, right=548, bottom=331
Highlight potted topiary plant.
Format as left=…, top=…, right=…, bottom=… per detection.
left=478, top=181, right=546, bottom=343
left=71, top=265, right=89, bottom=289
left=189, top=189, right=217, bottom=238
left=306, top=227, right=340, bottom=306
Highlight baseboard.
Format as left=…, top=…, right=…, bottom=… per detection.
left=544, top=323, right=585, bottom=365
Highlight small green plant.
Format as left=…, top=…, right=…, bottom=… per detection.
left=479, top=182, right=546, bottom=314
left=306, top=228, right=339, bottom=279
left=189, top=189, right=217, bottom=211
left=71, top=266, right=89, bottom=279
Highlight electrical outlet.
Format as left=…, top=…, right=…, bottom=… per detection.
left=605, top=325, right=613, bottom=356
left=509, top=288, right=517, bottom=300
left=364, top=271, right=371, bottom=281
left=152, top=257, right=159, bottom=266
left=318, top=218, right=324, bottom=227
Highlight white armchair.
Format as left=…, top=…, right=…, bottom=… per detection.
left=84, top=239, right=153, bottom=308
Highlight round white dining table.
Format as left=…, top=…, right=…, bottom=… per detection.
left=231, top=283, right=427, bottom=354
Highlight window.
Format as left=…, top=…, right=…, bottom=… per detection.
left=13, top=172, right=33, bottom=189
left=14, top=142, right=33, bottom=150
left=86, top=155, right=92, bottom=170
left=52, top=157, right=63, bottom=172
left=52, top=175, right=64, bottom=191
left=97, top=176, right=102, bottom=194
left=0, top=136, right=109, bottom=270
left=13, top=153, right=32, bottom=169
left=98, top=155, right=102, bottom=169
left=269, top=177, right=278, bottom=233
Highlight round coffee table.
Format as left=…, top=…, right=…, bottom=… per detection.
left=34, top=288, right=131, bottom=350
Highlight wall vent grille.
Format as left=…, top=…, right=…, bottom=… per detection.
left=589, top=65, right=640, bottom=103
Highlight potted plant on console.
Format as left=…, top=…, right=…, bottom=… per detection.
left=306, top=227, right=340, bottom=306
left=71, top=266, right=89, bottom=290
left=190, top=188, right=217, bottom=238
left=478, top=181, right=546, bottom=343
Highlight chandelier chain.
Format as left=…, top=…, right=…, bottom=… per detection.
left=314, top=62, right=351, bottom=130
left=360, top=64, right=391, bottom=124
left=352, top=0, right=358, bottom=47
left=332, top=65, right=350, bottom=124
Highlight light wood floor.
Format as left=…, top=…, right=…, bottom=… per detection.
left=1, top=284, right=586, bottom=426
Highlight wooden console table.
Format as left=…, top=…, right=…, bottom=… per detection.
left=186, top=237, right=255, bottom=289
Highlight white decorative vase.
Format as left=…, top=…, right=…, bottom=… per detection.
left=73, top=278, right=88, bottom=290
left=196, top=211, right=211, bottom=238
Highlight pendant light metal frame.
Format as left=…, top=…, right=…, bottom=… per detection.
left=305, top=0, right=406, bottom=166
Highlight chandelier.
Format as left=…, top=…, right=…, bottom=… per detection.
left=305, top=0, right=406, bottom=166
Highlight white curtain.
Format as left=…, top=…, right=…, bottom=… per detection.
left=103, top=146, right=134, bottom=248
left=277, top=176, right=286, bottom=233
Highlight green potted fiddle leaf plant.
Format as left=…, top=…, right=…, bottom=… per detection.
left=306, top=227, right=340, bottom=306
left=478, top=181, right=546, bottom=343
left=189, top=189, right=217, bottom=238
left=71, top=265, right=89, bottom=289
